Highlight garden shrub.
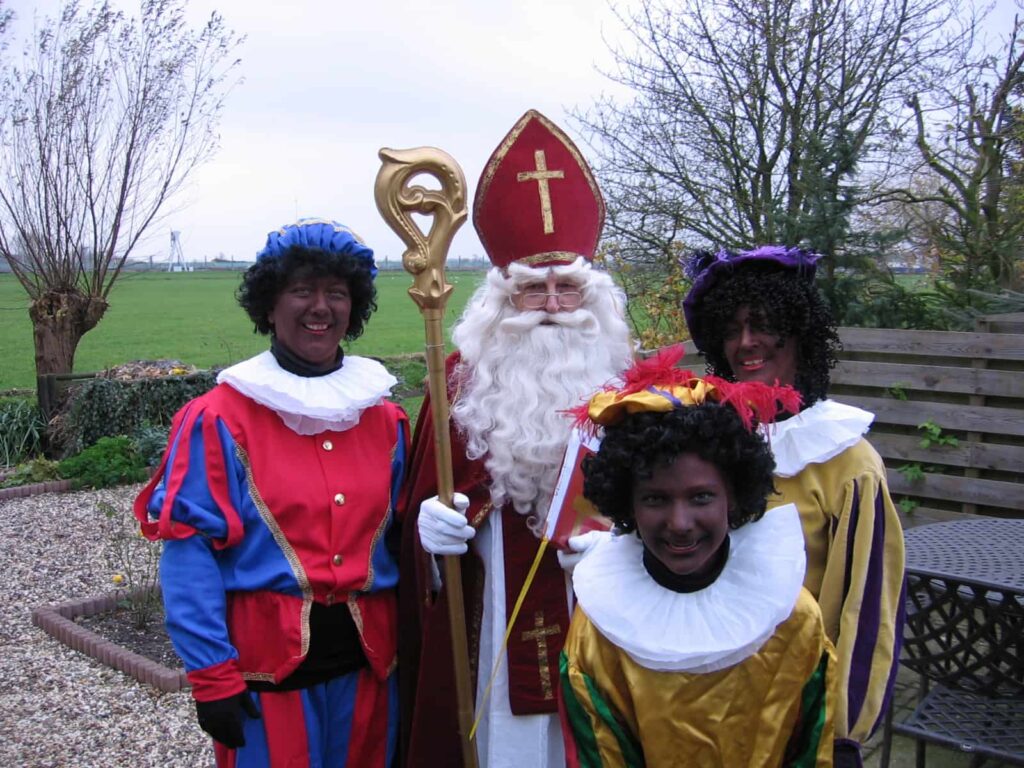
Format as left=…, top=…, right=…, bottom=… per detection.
left=58, top=436, right=149, bottom=489
left=99, top=500, right=163, bottom=629
left=822, top=271, right=958, bottom=330
left=0, top=457, right=60, bottom=488
left=58, top=371, right=217, bottom=455
left=53, top=356, right=428, bottom=459
left=0, top=398, right=46, bottom=466
left=131, top=422, right=171, bottom=468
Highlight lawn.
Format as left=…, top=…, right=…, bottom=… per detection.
left=0, top=270, right=485, bottom=392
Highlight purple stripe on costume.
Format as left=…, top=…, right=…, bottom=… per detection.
left=648, top=385, right=684, bottom=408
left=833, top=739, right=863, bottom=767
left=841, top=482, right=861, bottom=604
left=846, top=486, right=886, bottom=728
left=872, top=576, right=906, bottom=735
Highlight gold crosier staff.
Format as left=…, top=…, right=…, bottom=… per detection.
left=374, top=147, right=478, bottom=768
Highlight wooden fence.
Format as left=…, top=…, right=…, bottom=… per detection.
left=678, top=314, right=1024, bottom=524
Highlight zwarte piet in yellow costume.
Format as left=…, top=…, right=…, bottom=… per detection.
left=560, top=347, right=837, bottom=767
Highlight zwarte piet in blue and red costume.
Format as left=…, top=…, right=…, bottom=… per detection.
left=135, top=218, right=408, bottom=768
left=683, top=245, right=906, bottom=768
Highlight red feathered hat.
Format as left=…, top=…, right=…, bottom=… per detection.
left=473, top=110, right=605, bottom=269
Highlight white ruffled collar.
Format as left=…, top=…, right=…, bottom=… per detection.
left=573, top=503, right=806, bottom=673
left=761, top=399, right=874, bottom=477
left=216, top=351, right=397, bottom=435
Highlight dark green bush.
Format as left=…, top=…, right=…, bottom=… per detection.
left=0, top=398, right=45, bottom=466
left=54, top=357, right=425, bottom=459
left=58, top=371, right=217, bottom=455
left=822, top=271, right=957, bottom=330
left=131, top=422, right=171, bottom=468
left=58, top=436, right=149, bottom=489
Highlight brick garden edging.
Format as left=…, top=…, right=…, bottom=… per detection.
left=14, top=473, right=184, bottom=691
left=0, top=479, right=74, bottom=502
left=31, top=589, right=189, bottom=693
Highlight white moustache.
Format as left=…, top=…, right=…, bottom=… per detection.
left=498, top=307, right=599, bottom=335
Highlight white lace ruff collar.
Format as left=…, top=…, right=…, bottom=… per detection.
left=216, top=351, right=397, bottom=435
left=761, top=399, right=874, bottom=477
left=572, top=503, right=806, bottom=673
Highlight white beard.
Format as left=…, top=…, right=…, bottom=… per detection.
left=451, top=261, right=633, bottom=533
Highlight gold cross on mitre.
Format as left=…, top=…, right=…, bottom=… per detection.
left=517, top=150, right=565, bottom=234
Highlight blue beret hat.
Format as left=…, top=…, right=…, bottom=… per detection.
left=682, top=245, right=821, bottom=352
left=256, top=217, right=377, bottom=278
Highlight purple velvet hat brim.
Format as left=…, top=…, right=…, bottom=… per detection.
left=682, top=245, right=821, bottom=351
left=256, top=217, right=377, bottom=278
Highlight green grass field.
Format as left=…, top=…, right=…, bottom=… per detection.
left=0, top=270, right=485, bottom=392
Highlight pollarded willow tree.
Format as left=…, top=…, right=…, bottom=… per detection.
left=0, top=0, right=242, bottom=382
left=575, top=0, right=965, bottom=285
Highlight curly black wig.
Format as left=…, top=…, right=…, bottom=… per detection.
left=582, top=403, right=777, bottom=535
left=689, top=262, right=839, bottom=406
left=237, top=246, right=377, bottom=339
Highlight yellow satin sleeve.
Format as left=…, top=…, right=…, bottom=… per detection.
left=771, top=438, right=905, bottom=746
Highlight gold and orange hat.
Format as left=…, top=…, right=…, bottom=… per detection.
left=473, top=110, right=605, bottom=269
left=572, top=345, right=803, bottom=433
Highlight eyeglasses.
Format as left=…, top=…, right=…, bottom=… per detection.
left=512, top=291, right=584, bottom=310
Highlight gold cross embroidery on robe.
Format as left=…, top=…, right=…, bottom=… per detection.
left=517, top=150, right=565, bottom=234
left=521, top=609, right=561, bottom=700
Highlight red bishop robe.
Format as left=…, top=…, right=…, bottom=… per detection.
left=398, top=352, right=570, bottom=768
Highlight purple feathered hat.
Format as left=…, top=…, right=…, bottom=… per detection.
left=256, top=217, right=378, bottom=278
left=682, top=245, right=821, bottom=352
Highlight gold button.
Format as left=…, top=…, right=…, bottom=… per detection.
left=332, top=554, right=343, bottom=566
left=322, top=440, right=333, bottom=451
left=333, top=493, right=346, bottom=506
left=325, top=594, right=334, bottom=605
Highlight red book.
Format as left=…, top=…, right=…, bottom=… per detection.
left=544, top=428, right=612, bottom=549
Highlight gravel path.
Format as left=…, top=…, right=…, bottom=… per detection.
left=0, top=485, right=212, bottom=767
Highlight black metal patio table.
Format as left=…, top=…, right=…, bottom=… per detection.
left=904, top=518, right=1024, bottom=592
left=880, top=517, right=1024, bottom=767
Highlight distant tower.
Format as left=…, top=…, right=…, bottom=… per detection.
left=168, top=230, right=188, bottom=272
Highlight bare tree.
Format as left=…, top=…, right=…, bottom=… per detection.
left=0, top=5, right=11, bottom=50
left=0, top=0, right=241, bottom=381
left=575, top=0, right=965, bottom=279
left=895, top=15, right=1024, bottom=292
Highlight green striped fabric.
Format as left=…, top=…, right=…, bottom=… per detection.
left=560, top=650, right=646, bottom=767
left=787, top=652, right=831, bottom=767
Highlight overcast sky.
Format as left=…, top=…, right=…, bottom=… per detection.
left=6, top=0, right=632, bottom=264
left=4, top=0, right=1018, bottom=266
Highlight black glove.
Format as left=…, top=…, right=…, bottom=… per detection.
left=833, top=741, right=862, bottom=768
left=195, top=691, right=261, bottom=748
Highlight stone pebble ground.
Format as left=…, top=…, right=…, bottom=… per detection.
left=0, top=484, right=210, bottom=767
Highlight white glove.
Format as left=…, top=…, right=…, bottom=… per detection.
left=557, top=530, right=611, bottom=575
left=418, top=493, right=475, bottom=555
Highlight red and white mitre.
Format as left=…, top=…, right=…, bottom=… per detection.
left=473, top=109, right=605, bottom=269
